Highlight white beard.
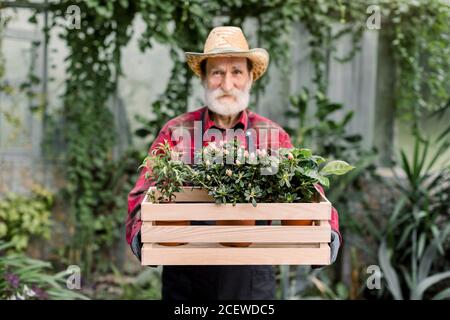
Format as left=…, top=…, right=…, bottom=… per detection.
left=203, top=77, right=252, bottom=116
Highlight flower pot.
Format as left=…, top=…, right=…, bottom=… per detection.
left=281, top=219, right=312, bottom=226
left=154, top=220, right=189, bottom=246
left=281, top=191, right=320, bottom=226
left=217, top=220, right=255, bottom=247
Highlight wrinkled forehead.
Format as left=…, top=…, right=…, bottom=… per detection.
left=206, top=56, right=248, bottom=70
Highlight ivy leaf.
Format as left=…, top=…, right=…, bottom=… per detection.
left=320, top=160, right=355, bottom=176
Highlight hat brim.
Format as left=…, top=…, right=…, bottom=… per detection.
left=185, top=48, right=269, bottom=81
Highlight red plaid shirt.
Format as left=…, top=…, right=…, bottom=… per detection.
left=126, top=106, right=341, bottom=246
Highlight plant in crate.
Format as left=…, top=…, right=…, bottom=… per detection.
left=141, top=141, right=193, bottom=246
left=141, top=140, right=354, bottom=248
left=190, top=140, right=354, bottom=247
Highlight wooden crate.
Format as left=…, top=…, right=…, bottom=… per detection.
left=141, top=186, right=331, bottom=266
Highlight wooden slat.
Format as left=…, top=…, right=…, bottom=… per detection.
left=146, top=187, right=213, bottom=203
left=318, top=220, right=331, bottom=242
left=142, top=202, right=331, bottom=221
left=141, top=223, right=331, bottom=243
left=319, top=220, right=330, bottom=226
left=141, top=243, right=330, bottom=265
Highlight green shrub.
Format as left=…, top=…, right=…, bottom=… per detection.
left=0, top=186, right=53, bottom=253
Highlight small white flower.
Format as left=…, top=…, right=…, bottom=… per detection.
left=205, top=160, right=211, bottom=166
left=244, top=150, right=249, bottom=158
left=223, top=149, right=230, bottom=155
left=288, top=152, right=294, bottom=160
left=226, top=169, right=232, bottom=177
left=23, top=285, right=36, bottom=298
left=235, top=159, right=241, bottom=165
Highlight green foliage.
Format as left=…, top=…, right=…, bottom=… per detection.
left=366, top=113, right=450, bottom=299
left=0, top=11, right=43, bottom=144
left=143, top=140, right=354, bottom=206
left=0, top=187, right=53, bottom=253
left=379, top=230, right=450, bottom=300
left=383, top=0, right=450, bottom=124
left=112, top=267, right=161, bottom=300
left=285, top=87, right=377, bottom=230
left=142, top=141, right=193, bottom=203
left=0, top=241, right=88, bottom=300
left=283, top=88, right=377, bottom=300
left=42, top=1, right=138, bottom=275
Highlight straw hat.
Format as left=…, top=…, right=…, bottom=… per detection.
left=185, top=26, right=269, bottom=81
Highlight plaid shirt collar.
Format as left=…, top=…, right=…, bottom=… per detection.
left=203, top=107, right=248, bottom=131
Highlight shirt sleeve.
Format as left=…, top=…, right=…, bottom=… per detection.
left=280, top=128, right=294, bottom=148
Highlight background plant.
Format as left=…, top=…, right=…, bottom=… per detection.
left=0, top=241, right=88, bottom=300
left=0, top=186, right=53, bottom=253
left=361, top=110, right=450, bottom=299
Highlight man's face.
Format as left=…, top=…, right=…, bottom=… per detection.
left=202, top=57, right=253, bottom=116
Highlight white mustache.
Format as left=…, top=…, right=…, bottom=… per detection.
left=210, top=87, right=240, bottom=100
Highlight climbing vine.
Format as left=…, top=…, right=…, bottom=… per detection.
left=47, top=1, right=137, bottom=274
left=134, top=0, right=367, bottom=139
left=384, top=0, right=450, bottom=125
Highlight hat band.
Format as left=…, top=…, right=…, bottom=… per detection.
left=204, top=47, right=250, bottom=54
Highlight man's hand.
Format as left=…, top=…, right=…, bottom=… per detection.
left=131, top=230, right=142, bottom=261
left=312, top=229, right=340, bottom=269
left=330, top=230, right=340, bottom=264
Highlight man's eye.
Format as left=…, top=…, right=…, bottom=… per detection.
left=233, top=70, right=242, bottom=74
left=212, top=71, right=222, bottom=75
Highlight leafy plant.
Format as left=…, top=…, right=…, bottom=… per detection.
left=379, top=229, right=450, bottom=300
left=142, top=140, right=354, bottom=206
left=0, top=241, right=88, bottom=300
left=285, top=88, right=378, bottom=231
left=368, top=115, right=450, bottom=300
left=141, top=141, right=192, bottom=203
left=385, top=0, right=450, bottom=125
left=0, top=186, right=53, bottom=253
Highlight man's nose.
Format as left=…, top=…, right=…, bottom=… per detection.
left=221, top=72, right=234, bottom=92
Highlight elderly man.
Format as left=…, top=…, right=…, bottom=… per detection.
left=126, top=26, right=341, bottom=300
